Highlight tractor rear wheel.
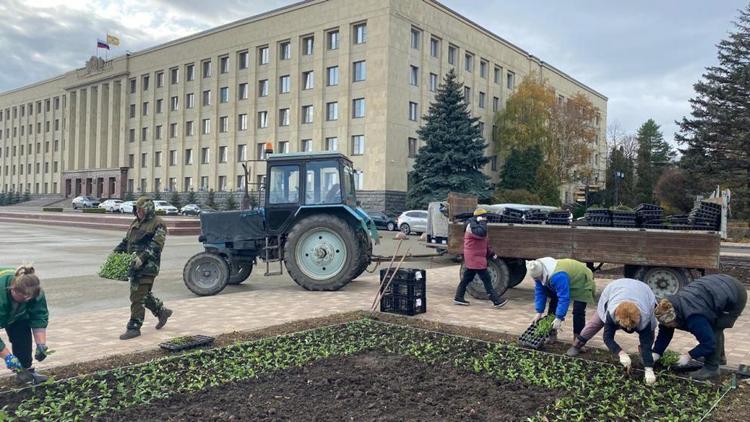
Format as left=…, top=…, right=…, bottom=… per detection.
left=460, top=258, right=511, bottom=300
left=227, top=260, right=253, bottom=285
left=183, top=252, right=230, bottom=296
left=285, top=214, right=362, bottom=291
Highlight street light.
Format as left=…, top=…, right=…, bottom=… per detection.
left=613, top=171, right=625, bottom=206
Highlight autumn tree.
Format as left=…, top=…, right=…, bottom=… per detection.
left=654, top=168, right=694, bottom=214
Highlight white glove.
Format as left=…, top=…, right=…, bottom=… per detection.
left=618, top=351, right=631, bottom=369
left=133, top=255, right=143, bottom=270
left=476, top=216, right=486, bottom=222
left=552, top=318, right=563, bottom=330
left=676, top=353, right=691, bottom=367
left=532, top=313, right=544, bottom=324
left=652, top=353, right=661, bottom=363
left=644, top=367, right=656, bottom=385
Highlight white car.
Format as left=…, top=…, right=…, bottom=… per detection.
left=72, top=196, right=100, bottom=209
left=153, top=200, right=179, bottom=215
left=99, top=199, right=123, bottom=213
left=119, top=201, right=136, bottom=214
left=397, top=210, right=428, bottom=235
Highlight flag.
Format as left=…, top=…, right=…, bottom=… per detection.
left=97, top=39, right=110, bottom=50
left=106, top=34, right=120, bottom=47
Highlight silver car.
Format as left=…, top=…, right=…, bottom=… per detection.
left=397, top=210, right=428, bottom=235
left=72, top=195, right=100, bottom=209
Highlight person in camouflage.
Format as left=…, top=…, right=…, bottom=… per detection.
left=114, top=196, right=173, bottom=340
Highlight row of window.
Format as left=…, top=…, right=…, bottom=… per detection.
left=0, top=118, right=61, bottom=140
left=128, top=22, right=368, bottom=93
left=3, top=182, right=58, bottom=195
left=1, top=97, right=62, bottom=122
left=1, top=161, right=59, bottom=176
left=0, top=140, right=60, bottom=159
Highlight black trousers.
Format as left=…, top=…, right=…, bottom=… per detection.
left=455, top=268, right=501, bottom=304
left=707, top=279, right=747, bottom=370
left=548, top=295, right=587, bottom=336
left=4, top=319, right=33, bottom=369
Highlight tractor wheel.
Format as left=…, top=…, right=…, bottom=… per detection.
left=460, top=258, right=511, bottom=300
left=285, top=214, right=362, bottom=291
left=183, top=252, right=230, bottom=296
left=227, top=260, right=253, bottom=285
left=351, top=227, right=373, bottom=280
left=635, top=266, right=692, bottom=299
left=506, top=258, right=527, bottom=288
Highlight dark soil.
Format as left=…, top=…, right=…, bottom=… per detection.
left=102, top=352, right=558, bottom=422
left=710, top=380, right=750, bottom=422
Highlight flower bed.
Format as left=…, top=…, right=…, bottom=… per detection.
left=0, top=319, right=726, bottom=421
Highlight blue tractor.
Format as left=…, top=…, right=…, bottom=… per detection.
left=182, top=151, right=379, bottom=296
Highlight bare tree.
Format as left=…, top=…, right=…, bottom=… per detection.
left=607, top=120, right=638, bottom=160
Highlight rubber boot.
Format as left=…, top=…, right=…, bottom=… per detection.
left=689, top=367, right=720, bottom=381
left=16, top=368, right=48, bottom=385
left=155, top=308, right=173, bottom=330
left=566, top=346, right=581, bottom=357
left=119, top=328, right=141, bottom=340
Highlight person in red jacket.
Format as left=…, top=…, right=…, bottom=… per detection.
left=454, top=209, right=508, bottom=308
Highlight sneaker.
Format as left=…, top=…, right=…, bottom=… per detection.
left=155, top=308, right=173, bottom=330
left=688, top=367, right=720, bottom=381
left=28, top=369, right=48, bottom=385
left=492, top=298, right=509, bottom=308
left=119, top=328, right=141, bottom=340
left=566, top=346, right=581, bottom=357
left=15, top=368, right=48, bottom=386
left=453, top=298, right=470, bottom=306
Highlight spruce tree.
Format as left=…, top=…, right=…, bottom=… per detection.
left=407, top=69, right=490, bottom=208
left=224, top=193, right=238, bottom=210
left=635, top=119, right=672, bottom=204
left=499, top=146, right=543, bottom=191
left=207, top=189, right=217, bottom=209
left=676, top=5, right=750, bottom=217
left=186, top=189, right=197, bottom=205
left=0, top=192, right=6, bottom=206
left=169, top=190, right=182, bottom=209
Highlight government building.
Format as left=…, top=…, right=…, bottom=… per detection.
left=0, top=0, right=607, bottom=210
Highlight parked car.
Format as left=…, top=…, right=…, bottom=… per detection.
left=397, top=210, right=428, bottom=235
left=119, top=201, right=136, bottom=214
left=99, top=199, right=123, bottom=213
left=72, top=196, right=100, bottom=209
left=153, top=200, right=179, bottom=215
left=180, top=204, right=204, bottom=216
left=367, top=211, right=398, bottom=231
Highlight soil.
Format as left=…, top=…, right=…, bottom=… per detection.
left=101, top=352, right=558, bottom=422
left=710, top=380, right=750, bottom=421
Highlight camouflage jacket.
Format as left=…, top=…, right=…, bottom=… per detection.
left=114, top=199, right=166, bottom=277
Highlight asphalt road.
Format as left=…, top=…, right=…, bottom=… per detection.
left=0, top=222, right=449, bottom=317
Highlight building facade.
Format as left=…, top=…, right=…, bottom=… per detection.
left=0, top=0, right=607, bottom=210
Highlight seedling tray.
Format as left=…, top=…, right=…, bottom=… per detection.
left=159, top=335, right=215, bottom=352
left=518, top=320, right=551, bottom=350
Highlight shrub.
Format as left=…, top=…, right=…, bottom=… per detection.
left=82, top=208, right=106, bottom=213
left=206, top=189, right=217, bottom=209
left=23, top=191, right=31, bottom=202
left=170, top=191, right=182, bottom=209
left=42, top=207, right=63, bottom=212
left=224, top=193, right=238, bottom=210
left=186, top=189, right=197, bottom=205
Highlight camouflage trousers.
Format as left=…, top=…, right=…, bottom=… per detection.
left=128, top=276, right=165, bottom=329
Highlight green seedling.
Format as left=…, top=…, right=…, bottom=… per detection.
left=98, top=253, right=135, bottom=281
left=534, top=315, right=556, bottom=337
left=659, top=350, right=680, bottom=366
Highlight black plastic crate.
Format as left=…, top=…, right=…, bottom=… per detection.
left=379, top=268, right=426, bottom=316
left=159, top=335, right=215, bottom=352
left=518, top=320, right=553, bottom=350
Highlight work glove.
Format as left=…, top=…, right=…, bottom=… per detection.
left=552, top=318, right=563, bottom=330
left=5, top=354, right=22, bottom=371
left=652, top=352, right=661, bottom=363
left=132, top=255, right=143, bottom=270
left=676, top=353, right=691, bottom=367
left=618, top=351, right=632, bottom=369
left=644, top=367, right=656, bottom=385
left=35, top=344, right=48, bottom=362
left=476, top=216, right=486, bottom=222
left=531, top=313, right=544, bottom=324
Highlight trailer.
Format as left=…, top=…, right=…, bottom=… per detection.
left=443, top=193, right=723, bottom=299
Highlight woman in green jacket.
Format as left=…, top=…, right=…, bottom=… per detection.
left=0, top=265, right=50, bottom=385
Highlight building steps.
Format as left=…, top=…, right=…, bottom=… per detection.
left=0, top=211, right=200, bottom=236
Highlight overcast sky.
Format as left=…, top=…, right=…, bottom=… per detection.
left=0, top=0, right=746, bottom=146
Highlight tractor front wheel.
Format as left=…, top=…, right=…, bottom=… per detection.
left=285, top=215, right=362, bottom=291
left=183, top=252, right=230, bottom=296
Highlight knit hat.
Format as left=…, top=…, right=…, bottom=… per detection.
left=473, top=208, right=488, bottom=216
left=525, top=260, right=543, bottom=280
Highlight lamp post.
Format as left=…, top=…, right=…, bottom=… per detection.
left=613, top=171, right=624, bottom=206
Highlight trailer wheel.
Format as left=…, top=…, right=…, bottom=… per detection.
left=635, top=266, right=692, bottom=299
left=506, top=258, right=527, bottom=288
left=227, top=260, right=253, bottom=285
left=285, top=214, right=361, bottom=291
left=183, top=252, right=230, bottom=296
left=460, top=258, right=510, bottom=300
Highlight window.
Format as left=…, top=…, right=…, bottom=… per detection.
left=128, top=154, right=134, bottom=168
left=202, top=90, right=211, bottom=106
left=353, top=170, right=364, bottom=189
left=202, top=60, right=212, bottom=78
left=302, top=36, right=314, bottom=55
left=202, top=118, right=211, bottom=135
left=479, top=92, right=485, bottom=108
left=325, top=137, right=338, bottom=151
left=54, top=97, right=60, bottom=109
left=353, top=23, right=367, bottom=44
left=494, top=66, right=502, bottom=84
left=129, top=129, right=135, bottom=143
left=464, top=86, right=471, bottom=103
left=300, top=139, right=312, bottom=152
left=268, top=165, right=300, bottom=204
left=278, top=141, right=289, bottom=153
left=480, top=60, right=488, bottom=78
left=154, top=151, right=162, bottom=167
left=429, top=73, right=438, bottom=92
left=156, top=99, right=163, bottom=114
left=409, top=65, right=419, bottom=86
left=327, top=66, right=339, bottom=86
left=430, top=37, right=440, bottom=58
left=184, top=148, right=193, bottom=165
left=45, top=99, right=50, bottom=112
left=54, top=119, right=59, bottom=131
left=478, top=121, right=485, bottom=135
left=186, top=93, right=194, bottom=109
left=171, top=96, right=179, bottom=111
left=302, top=71, right=314, bottom=90
left=302, top=105, right=314, bottom=124
left=184, top=177, right=193, bottom=191
left=279, top=41, right=291, bottom=60
left=141, top=153, right=148, bottom=168
left=448, top=44, right=457, bottom=65
left=238, top=51, right=249, bottom=69
left=218, top=176, right=227, bottom=191
left=279, top=108, right=290, bottom=126
left=129, top=104, right=136, bottom=118
left=219, top=116, right=229, bottom=133
left=156, top=72, right=164, bottom=87
left=142, top=102, right=149, bottom=116
left=237, top=144, right=247, bottom=162
left=141, top=127, right=149, bottom=142
left=493, top=96, right=500, bottom=112
left=327, top=29, right=339, bottom=50
left=169, top=150, right=177, bottom=166
left=279, top=75, right=290, bottom=93
left=490, top=156, right=498, bottom=171
left=170, top=67, right=179, bottom=84
left=353, top=60, right=366, bottom=82
left=186, top=121, right=194, bottom=136
left=257, top=111, right=268, bottom=128
left=410, top=27, right=421, bottom=49
left=558, top=94, right=565, bottom=106
left=168, top=177, right=176, bottom=191
left=142, top=75, right=150, bottom=90
left=219, top=146, right=228, bottom=163
left=219, top=55, right=229, bottom=74
left=257, top=142, right=266, bottom=159
left=352, top=98, right=365, bottom=118
left=238, top=83, right=249, bottom=100
left=352, top=135, right=365, bottom=155
left=169, top=123, right=177, bottom=138
left=258, top=46, right=269, bottom=64
left=408, top=137, right=418, bottom=158
left=464, top=53, right=474, bottom=72
left=220, top=86, right=229, bottom=103
left=238, top=113, right=248, bottom=131
left=130, top=78, right=136, bottom=93
left=154, top=178, right=161, bottom=192
left=236, top=175, right=245, bottom=191
left=155, top=125, right=162, bottom=140
left=507, top=71, right=515, bottom=89
left=186, top=63, right=195, bottom=81
left=201, top=147, right=210, bottom=164
left=408, top=102, right=418, bottom=121
left=326, top=102, right=338, bottom=121
left=258, top=79, right=269, bottom=97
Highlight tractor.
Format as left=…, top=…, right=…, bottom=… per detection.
left=183, top=150, right=379, bottom=296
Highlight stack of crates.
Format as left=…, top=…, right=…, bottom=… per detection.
left=636, top=204, right=665, bottom=229
left=690, top=201, right=722, bottom=231
left=547, top=210, right=572, bottom=225
left=502, top=207, right=525, bottom=224
left=379, top=268, right=427, bottom=316
left=611, top=210, right=637, bottom=228
left=585, top=208, right=612, bottom=227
